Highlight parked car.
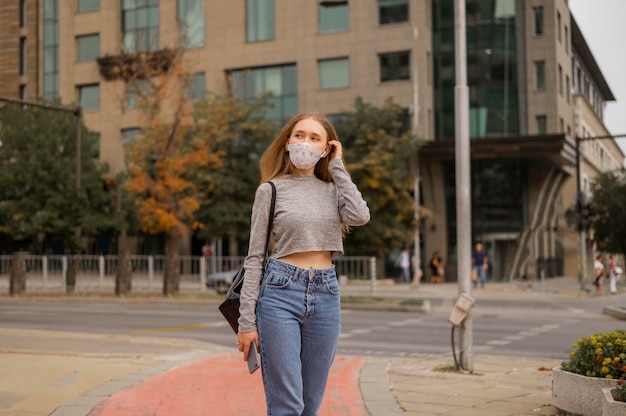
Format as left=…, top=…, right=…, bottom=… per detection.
left=206, top=269, right=238, bottom=294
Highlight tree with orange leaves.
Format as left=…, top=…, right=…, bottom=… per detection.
left=122, top=48, right=253, bottom=295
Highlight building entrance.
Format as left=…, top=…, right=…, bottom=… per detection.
left=481, top=233, right=519, bottom=281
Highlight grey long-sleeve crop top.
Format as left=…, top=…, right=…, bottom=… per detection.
left=237, top=159, right=370, bottom=332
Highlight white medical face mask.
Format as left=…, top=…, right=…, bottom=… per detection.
left=287, top=142, right=324, bottom=170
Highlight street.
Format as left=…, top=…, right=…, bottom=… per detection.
left=0, top=292, right=622, bottom=361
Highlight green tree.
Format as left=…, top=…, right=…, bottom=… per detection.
left=590, top=168, right=626, bottom=257
left=336, top=97, right=421, bottom=261
left=192, top=96, right=275, bottom=253
left=0, top=102, right=118, bottom=253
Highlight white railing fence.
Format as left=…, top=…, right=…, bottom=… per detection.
left=0, top=254, right=376, bottom=295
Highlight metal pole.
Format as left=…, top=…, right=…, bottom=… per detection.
left=75, top=108, right=82, bottom=189
left=413, top=175, right=421, bottom=283
left=575, top=137, right=586, bottom=291
left=411, top=23, right=421, bottom=284
left=454, top=0, right=473, bottom=372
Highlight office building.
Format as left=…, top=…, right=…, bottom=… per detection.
left=0, top=0, right=622, bottom=278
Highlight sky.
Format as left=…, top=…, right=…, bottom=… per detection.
left=569, top=0, right=626, bottom=154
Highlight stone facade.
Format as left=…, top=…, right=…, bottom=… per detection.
left=0, top=1, right=39, bottom=99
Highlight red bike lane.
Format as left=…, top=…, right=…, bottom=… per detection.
left=90, top=354, right=369, bottom=416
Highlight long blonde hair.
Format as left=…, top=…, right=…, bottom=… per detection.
left=259, top=113, right=344, bottom=183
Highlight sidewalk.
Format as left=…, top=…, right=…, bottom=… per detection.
left=0, top=277, right=618, bottom=416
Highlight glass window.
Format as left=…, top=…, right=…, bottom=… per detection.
left=246, top=0, right=274, bottom=42
left=536, top=115, right=547, bottom=134
left=19, top=37, right=26, bottom=76
left=379, top=51, right=410, bottom=82
left=78, top=84, right=100, bottom=110
left=378, top=0, right=408, bottom=25
left=533, top=7, right=543, bottom=36
left=77, top=34, right=100, bottom=62
left=469, top=107, right=487, bottom=138
left=319, top=1, right=348, bottom=33
left=319, top=58, right=349, bottom=89
left=470, top=160, right=525, bottom=233
left=19, top=84, right=26, bottom=100
left=44, top=23, right=58, bottom=46
left=534, top=60, right=545, bottom=91
left=229, top=64, right=297, bottom=125
left=44, top=0, right=56, bottom=18
left=77, top=0, right=99, bottom=13
left=558, top=64, right=563, bottom=96
left=494, top=0, right=515, bottom=20
left=19, top=0, right=26, bottom=27
left=187, top=72, right=205, bottom=101
left=177, top=0, right=205, bottom=48
left=122, top=1, right=159, bottom=52
left=121, top=127, right=141, bottom=142
left=43, top=0, right=58, bottom=98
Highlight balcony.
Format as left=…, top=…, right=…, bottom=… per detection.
left=97, top=49, right=176, bottom=81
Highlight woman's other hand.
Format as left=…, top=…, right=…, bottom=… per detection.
left=237, top=330, right=260, bottom=361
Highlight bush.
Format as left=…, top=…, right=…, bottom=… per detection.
left=561, top=328, right=626, bottom=380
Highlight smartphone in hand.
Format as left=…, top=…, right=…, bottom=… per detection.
left=247, top=341, right=260, bottom=374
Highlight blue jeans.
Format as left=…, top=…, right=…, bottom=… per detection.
left=400, top=266, right=411, bottom=283
left=257, top=258, right=341, bottom=416
left=473, top=265, right=486, bottom=288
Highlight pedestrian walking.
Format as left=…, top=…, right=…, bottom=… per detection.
left=237, top=112, right=370, bottom=415
left=395, top=246, right=411, bottom=283
left=472, top=242, right=488, bottom=289
left=608, top=254, right=618, bottom=294
left=429, top=250, right=445, bottom=283
left=593, top=254, right=605, bottom=295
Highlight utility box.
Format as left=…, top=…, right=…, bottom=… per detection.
left=448, top=293, right=475, bottom=326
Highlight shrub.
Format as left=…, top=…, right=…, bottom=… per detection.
left=561, top=328, right=626, bottom=380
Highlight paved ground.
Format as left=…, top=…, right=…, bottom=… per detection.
left=0, top=277, right=623, bottom=415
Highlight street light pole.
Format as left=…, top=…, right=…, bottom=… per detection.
left=75, top=107, right=82, bottom=190
left=454, top=0, right=473, bottom=372
left=411, top=23, right=421, bottom=284
left=575, top=137, right=586, bottom=291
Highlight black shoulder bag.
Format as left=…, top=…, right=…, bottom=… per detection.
left=218, top=181, right=276, bottom=334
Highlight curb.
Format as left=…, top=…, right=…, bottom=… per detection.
left=360, top=357, right=405, bottom=416
left=341, top=299, right=431, bottom=314
left=602, top=306, right=626, bottom=320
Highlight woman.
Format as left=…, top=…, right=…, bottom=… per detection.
left=593, top=254, right=605, bottom=295
left=608, top=254, right=618, bottom=294
left=237, top=113, right=370, bottom=415
left=429, top=250, right=445, bottom=283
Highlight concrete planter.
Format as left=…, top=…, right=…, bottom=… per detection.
left=602, top=388, right=626, bottom=416
left=552, top=368, right=617, bottom=416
